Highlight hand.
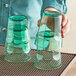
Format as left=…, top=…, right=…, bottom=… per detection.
left=37, top=13, right=71, bottom=38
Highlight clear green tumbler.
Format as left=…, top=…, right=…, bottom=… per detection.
left=4, top=15, right=31, bottom=63
left=34, top=11, right=62, bottom=70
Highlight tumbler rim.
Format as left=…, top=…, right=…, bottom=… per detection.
left=42, top=11, right=62, bottom=17
left=8, top=15, right=28, bottom=21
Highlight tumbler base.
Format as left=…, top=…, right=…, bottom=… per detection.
left=34, top=50, right=62, bottom=70
left=4, top=53, right=31, bottom=63
left=34, top=63, right=62, bottom=70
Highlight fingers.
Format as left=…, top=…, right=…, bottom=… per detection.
left=61, top=14, right=67, bottom=38
left=62, top=13, right=67, bottom=28
left=37, top=19, right=40, bottom=27
left=61, top=18, right=71, bottom=38
left=61, top=13, right=71, bottom=38
left=63, top=19, right=71, bottom=36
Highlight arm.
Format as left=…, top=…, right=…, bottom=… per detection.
left=41, top=0, right=67, bottom=14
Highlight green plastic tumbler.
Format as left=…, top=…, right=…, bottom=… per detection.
left=4, top=15, right=31, bottom=63
left=34, top=11, right=62, bottom=70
